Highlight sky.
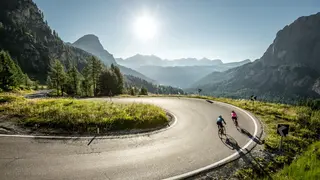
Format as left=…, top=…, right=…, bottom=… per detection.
left=34, top=0, right=320, bottom=62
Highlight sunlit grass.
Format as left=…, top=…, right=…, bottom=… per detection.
left=0, top=93, right=26, bottom=103
left=0, top=94, right=168, bottom=133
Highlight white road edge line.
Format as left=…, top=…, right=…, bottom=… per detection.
left=164, top=101, right=259, bottom=180
left=0, top=111, right=178, bottom=139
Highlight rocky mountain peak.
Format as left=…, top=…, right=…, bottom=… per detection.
left=261, top=12, right=320, bottom=72
left=72, top=34, right=117, bottom=65
left=73, top=34, right=104, bottom=51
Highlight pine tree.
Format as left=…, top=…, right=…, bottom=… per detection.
left=23, top=73, right=31, bottom=89
left=40, top=12, right=44, bottom=19
left=87, top=56, right=103, bottom=96
left=111, top=64, right=123, bottom=94
left=0, top=50, right=22, bottom=91
left=46, top=75, right=52, bottom=89
left=34, top=80, right=39, bottom=90
left=14, top=62, right=25, bottom=85
left=140, top=87, right=148, bottom=95
left=98, top=69, right=113, bottom=96
left=81, top=66, right=92, bottom=97
left=66, top=65, right=80, bottom=96
left=48, top=59, right=66, bottom=96
left=129, top=86, right=136, bottom=96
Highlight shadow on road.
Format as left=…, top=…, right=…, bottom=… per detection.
left=87, top=135, right=97, bottom=146
left=219, top=133, right=240, bottom=150
left=238, top=127, right=264, bottom=145
left=218, top=134, right=272, bottom=179
left=206, top=100, right=213, bottom=104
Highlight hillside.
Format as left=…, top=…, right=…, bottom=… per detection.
left=72, top=35, right=155, bottom=83
left=191, top=12, right=320, bottom=101
left=0, top=0, right=93, bottom=82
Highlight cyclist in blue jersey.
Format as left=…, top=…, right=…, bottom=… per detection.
left=217, top=115, right=226, bottom=130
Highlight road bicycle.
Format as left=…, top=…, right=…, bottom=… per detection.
left=218, top=124, right=226, bottom=135
left=232, top=117, right=239, bottom=127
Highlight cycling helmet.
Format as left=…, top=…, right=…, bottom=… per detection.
left=219, top=115, right=222, bottom=118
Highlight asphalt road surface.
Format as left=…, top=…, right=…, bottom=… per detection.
left=0, top=97, right=262, bottom=180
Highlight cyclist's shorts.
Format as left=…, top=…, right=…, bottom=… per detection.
left=217, top=121, right=223, bottom=127
left=232, top=117, right=237, bottom=120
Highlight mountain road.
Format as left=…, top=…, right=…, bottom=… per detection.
left=0, top=97, right=263, bottom=180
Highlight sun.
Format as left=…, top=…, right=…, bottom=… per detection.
left=134, top=16, right=157, bottom=41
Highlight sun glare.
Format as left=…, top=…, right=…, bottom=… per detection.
left=134, top=16, right=157, bottom=41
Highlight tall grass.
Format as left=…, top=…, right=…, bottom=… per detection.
left=0, top=93, right=26, bottom=103
left=0, top=94, right=168, bottom=133
left=270, top=141, right=320, bottom=180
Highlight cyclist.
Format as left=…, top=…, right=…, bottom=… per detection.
left=231, top=110, right=238, bottom=121
left=231, top=110, right=239, bottom=127
left=217, top=115, right=226, bottom=130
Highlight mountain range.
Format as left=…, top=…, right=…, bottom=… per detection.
left=1, top=0, right=319, bottom=102
left=116, top=54, right=250, bottom=88
left=189, top=12, right=320, bottom=102
left=116, top=55, right=224, bottom=68
left=137, top=60, right=250, bottom=88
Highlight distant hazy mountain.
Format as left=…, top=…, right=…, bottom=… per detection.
left=168, top=57, right=223, bottom=66
left=124, top=75, right=184, bottom=95
left=135, top=60, right=251, bottom=88
left=72, top=35, right=154, bottom=83
left=117, top=54, right=164, bottom=68
left=116, top=54, right=223, bottom=68
left=191, top=59, right=252, bottom=87
left=190, top=12, right=320, bottom=102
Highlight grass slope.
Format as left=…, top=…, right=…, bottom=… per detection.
left=0, top=93, right=168, bottom=134
left=271, top=141, right=320, bottom=180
